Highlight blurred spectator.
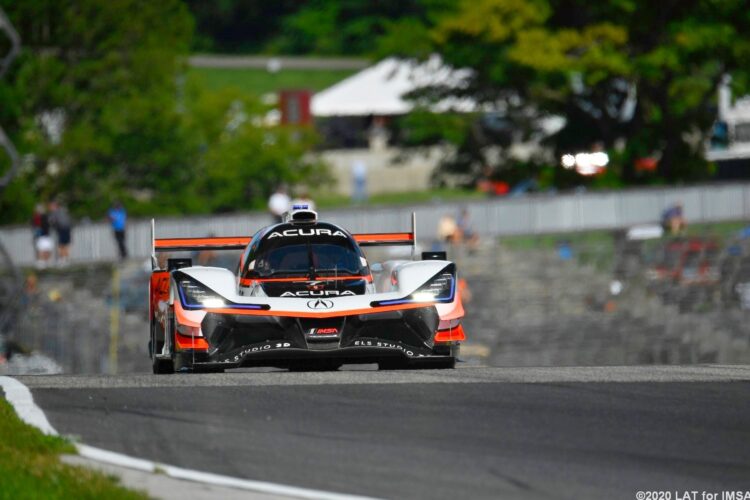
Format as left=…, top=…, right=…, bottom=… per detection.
left=456, top=207, right=479, bottom=251
left=49, top=200, right=72, bottom=266
left=556, top=240, right=574, bottom=261
left=108, top=201, right=128, bottom=260
left=196, top=233, right=218, bottom=266
left=290, top=186, right=316, bottom=211
left=368, top=116, right=389, bottom=150
left=34, top=208, right=53, bottom=269
left=31, top=203, right=45, bottom=260
left=661, top=202, right=686, bottom=235
left=437, top=215, right=459, bottom=245
left=268, top=185, right=290, bottom=223
left=351, top=160, right=367, bottom=204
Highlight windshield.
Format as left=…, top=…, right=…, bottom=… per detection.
left=251, top=237, right=364, bottom=279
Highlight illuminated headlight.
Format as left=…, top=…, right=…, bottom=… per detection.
left=411, top=271, right=455, bottom=302
left=178, top=278, right=227, bottom=309
left=374, top=265, right=456, bottom=306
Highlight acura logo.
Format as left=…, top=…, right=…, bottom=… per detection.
left=307, top=299, right=334, bottom=310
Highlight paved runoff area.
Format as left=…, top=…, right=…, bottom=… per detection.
left=10, top=365, right=750, bottom=499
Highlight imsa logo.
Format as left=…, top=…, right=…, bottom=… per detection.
left=281, top=290, right=355, bottom=297
left=267, top=228, right=347, bottom=239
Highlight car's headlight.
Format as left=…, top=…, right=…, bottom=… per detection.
left=177, top=277, right=227, bottom=309
left=373, top=265, right=456, bottom=306
left=411, top=269, right=454, bottom=302
left=174, top=273, right=269, bottom=311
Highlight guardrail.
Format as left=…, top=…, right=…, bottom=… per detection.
left=1, top=182, right=749, bottom=266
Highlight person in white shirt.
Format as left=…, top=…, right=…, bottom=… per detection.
left=268, top=185, right=291, bottom=223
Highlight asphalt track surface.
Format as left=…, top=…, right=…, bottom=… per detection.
left=16, top=366, right=750, bottom=500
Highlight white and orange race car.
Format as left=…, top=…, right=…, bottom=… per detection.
left=148, top=206, right=465, bottom=373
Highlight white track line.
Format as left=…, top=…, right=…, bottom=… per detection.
left=0, top=376, right=379, bottom=500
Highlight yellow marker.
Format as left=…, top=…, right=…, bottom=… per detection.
left=109, top=266, right=120, bottom=374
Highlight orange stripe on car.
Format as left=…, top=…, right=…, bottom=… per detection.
left=155, top=236, right=250, bottom=249
left=353, top=233, right=413, bottom=243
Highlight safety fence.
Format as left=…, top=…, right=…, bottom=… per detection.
left=1, top=182, right=749, bottom=266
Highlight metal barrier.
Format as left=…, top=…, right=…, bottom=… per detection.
left=2, top=182, right=750, bottom=266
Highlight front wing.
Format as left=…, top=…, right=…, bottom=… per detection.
left=175, top=305, right=456, bottom=369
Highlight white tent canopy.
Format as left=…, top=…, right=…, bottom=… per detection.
left=311, top=56, right=475, bottom=117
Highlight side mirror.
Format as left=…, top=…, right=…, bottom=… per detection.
left=370, top=263, right=383, bottom=273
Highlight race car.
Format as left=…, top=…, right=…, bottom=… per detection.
left=148, top=206, right=465, bottom=373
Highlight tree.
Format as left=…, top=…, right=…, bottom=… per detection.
left=0, top=1, right=328, bottom=224
left=0, top=0, right=195, bottom=221
left=387, top=0, right=750, bottom=186
left=181, top=82, right=329, bottom=213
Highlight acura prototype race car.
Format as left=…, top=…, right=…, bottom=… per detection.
left=148, top=206, right=465, bottom=373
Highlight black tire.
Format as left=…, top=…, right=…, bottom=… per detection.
left=151, top=316, right=174, bottom=375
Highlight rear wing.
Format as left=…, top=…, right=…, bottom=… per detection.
left=150, top=219, right=250, bottom=270
left=352, top=213, right=417, bottom=252
left=150, top=212, right=418, bottom=269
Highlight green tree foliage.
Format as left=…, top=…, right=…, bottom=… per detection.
left=0, top=0, right=194, bottom=221
left=185, top=0, right=300, bottom=53
left=182, top=82, right=328, bottom=213
left=388, top=0, right=750, bottom=185
left=269, top=0, right=454, bottom=56
left=0, top=1, right=326, bottom=224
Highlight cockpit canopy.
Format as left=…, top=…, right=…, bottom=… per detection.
left=241, top=222, right=368, bottom=280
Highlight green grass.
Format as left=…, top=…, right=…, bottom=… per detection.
left=685, top=220, right=748, bottom=241
left=188, top=67, right=356, bottom=96
left=314, top=187, right=487, bottom=210
left=0, top=398, right=146, bottom=500
left=500, top=229, right=615, bottom=251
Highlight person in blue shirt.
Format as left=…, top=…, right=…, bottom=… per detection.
left=108, top=201, right=128, bottom=259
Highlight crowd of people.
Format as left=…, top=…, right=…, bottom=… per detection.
left=31, top=201, right=72, bottom=269
left=30, top=200, right=129, bottom=268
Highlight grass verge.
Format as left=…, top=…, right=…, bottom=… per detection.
left=0, top=397, right=146, bottom=500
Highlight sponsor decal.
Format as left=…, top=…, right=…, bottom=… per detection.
left=307, top=299, right=334, bottom=310
left=224, top=342, right=292, bottom=363
left=308, top=327, right=340, bottom=339
left=281, top=290, right=355, bottom=297
left=267, top=228, right=347, bottom=239
left=352, top=339, right=429, bottom=358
